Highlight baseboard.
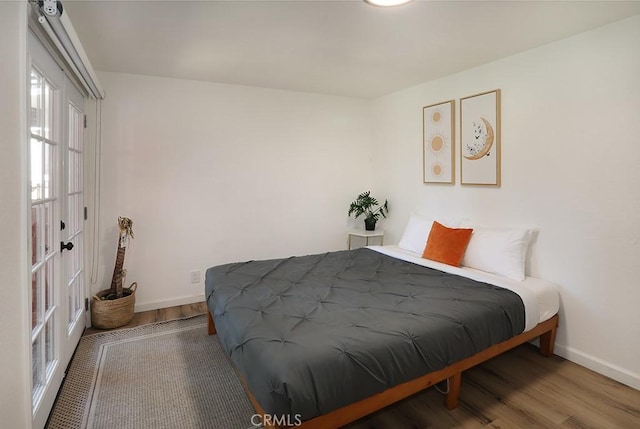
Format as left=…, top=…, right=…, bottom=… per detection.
left=134, top=294, right=205, bottom=313
left=554, top=343, right=640, bottom=391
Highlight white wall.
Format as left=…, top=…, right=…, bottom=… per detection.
left=94, top=72, right=373, bottom=310
left=92, top=14, right=639, bottom=391
left=371, top=15, right=640, bottom=389
left=0, top=2, right=32, bottom=428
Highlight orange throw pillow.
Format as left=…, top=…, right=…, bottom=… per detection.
left=422, top=221, right=473, bottom=267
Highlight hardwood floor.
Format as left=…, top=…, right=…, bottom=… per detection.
left=83, top=301, right=207, bottom=336
left=84, top=304, right=640, bottom=428
left=346, top=345, right=640, bottom=429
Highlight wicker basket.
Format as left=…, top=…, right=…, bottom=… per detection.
left=90, top=282, right=137, bottom=329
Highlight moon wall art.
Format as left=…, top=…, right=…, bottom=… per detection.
left=460, top=89, right=501, bottom=186
left=423, top=99, right=455, bottom=184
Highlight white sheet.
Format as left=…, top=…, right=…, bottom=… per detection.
left=368, top=245, right=560, bottom=332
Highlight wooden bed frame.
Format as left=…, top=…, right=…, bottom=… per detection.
left=207, top=310, right=558, bottom=429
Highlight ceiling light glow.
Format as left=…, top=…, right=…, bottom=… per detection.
left=364, top=0, right=414, bottom=7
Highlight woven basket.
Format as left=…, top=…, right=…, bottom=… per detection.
left=91, top=282, right=137, bottom=329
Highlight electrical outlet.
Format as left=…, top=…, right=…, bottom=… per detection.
left=190, top=270, right=201, bottom=284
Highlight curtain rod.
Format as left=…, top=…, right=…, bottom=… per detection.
left=37, top=0, right=105, bottom=99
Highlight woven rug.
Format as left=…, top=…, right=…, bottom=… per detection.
left=46, top=315, right=255, bottom=429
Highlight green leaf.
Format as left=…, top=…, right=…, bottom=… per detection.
left=348, top=191, right=389, bottom=221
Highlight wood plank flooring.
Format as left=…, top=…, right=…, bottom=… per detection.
left=83, top=301, right=207, bottom=336
left=346, top=345, right=640, bottom=429
left=84, top=304, right=640, bottom=428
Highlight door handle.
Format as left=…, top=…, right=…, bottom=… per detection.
left=60, top=241, right=74, bottom=252
left=60, top=220, right=66, bottom=230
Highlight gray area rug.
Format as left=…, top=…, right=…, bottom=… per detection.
left=46, top=315, right=255, bottom=429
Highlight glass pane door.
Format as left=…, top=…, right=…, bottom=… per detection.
left=64, top=94, right=86, bottom=359
left=29, top=30, right=87, bottom=429
left=30, top=68, right=58, bottom=409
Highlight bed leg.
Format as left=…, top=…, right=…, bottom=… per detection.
left=539, top=315, right=559, bottom=357
left=445, top=372, right=462, bottom=410
left=207, top=309, right=216, bottom=335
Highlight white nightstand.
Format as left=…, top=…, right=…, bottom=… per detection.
left=348, top=230, right=384, bottom=250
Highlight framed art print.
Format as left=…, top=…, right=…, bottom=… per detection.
left=460, top=89, right=501, bottom=186
left=423, top=99, right=455, bottom=184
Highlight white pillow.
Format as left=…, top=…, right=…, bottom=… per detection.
left=460, top=225, right=533, bottom=281
left=398, top=213, right=458, bottom=255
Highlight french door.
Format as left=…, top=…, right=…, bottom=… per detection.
left=28, top=31, right=87, bottom=429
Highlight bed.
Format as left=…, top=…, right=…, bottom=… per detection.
left=205, top=245, right=559, bottom=428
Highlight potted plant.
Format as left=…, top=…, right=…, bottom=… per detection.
left=90, top=217, right=138, bottom=329
left=348, top=191, right=389, bottom=231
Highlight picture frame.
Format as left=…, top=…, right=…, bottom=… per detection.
left=460, top=89, right=501, bottom=186
left=423, top=99, right=455, bottom=184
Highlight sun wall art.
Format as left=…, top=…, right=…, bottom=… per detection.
left=423, top=99, right=455, bottom=184
left=460, top=89, right=501, bottom=186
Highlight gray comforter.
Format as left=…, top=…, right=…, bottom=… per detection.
left=205, top=248, right=524, bottom=421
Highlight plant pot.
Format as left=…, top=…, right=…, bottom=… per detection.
left=90, top=283, right=137, bottom=329
left=364, top=218, right=377, bottom=231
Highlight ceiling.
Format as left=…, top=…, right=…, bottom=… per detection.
left=64, top=1, right=640, bottom=99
